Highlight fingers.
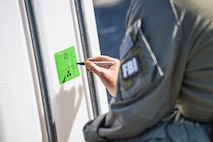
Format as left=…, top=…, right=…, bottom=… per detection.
left=87, top=55, right=117, bottom=62
left=84, top=55, right=120, bottom=97
left=85, top=60, right=104, bottom=74
left=87, top=55, right=120, bottom=68
left=85, top=56, right=120, bottom=74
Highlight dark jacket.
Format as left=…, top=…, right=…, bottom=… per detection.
left=84, top=0, right=213, bottom=141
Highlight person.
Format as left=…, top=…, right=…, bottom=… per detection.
left=83, top=0, right=213, bottom=141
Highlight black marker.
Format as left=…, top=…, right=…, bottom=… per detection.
left=77, top=61, right=114, bottom=66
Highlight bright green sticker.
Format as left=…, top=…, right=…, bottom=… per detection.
left=54, top=46, right=80, bottom=84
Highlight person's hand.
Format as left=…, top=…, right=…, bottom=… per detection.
left=85, top=55, right=120, bottom=97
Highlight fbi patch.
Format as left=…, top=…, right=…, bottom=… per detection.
left=121, top=56, right=141, bottom=80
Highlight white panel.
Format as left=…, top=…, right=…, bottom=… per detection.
left=81, top=0, right=110, bottom=115
left=0, top=0, right=46, bottom=142
left=31, top=0, right=107, bottom=141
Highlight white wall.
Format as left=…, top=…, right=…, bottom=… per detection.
left=31, top=0, right=108, bottom=141
left=0, top=0, right=48, bottom=141
left=0, top=0, right=108, bottom=141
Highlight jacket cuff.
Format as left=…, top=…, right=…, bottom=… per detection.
left=83, top=114, right=108, bottom=142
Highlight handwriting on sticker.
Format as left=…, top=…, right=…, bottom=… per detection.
left=54, top=46, right=80, bottom=84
